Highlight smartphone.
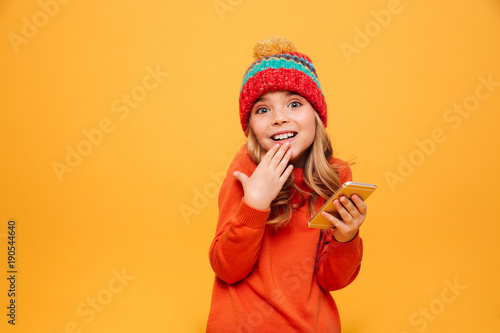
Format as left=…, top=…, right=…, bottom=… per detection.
left=308, top=181, right=377, bottom=229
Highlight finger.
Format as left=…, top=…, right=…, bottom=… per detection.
left=276, top=149, right=293, bottom=176
left=338, top=196, right=361, bottom=219
left=333, top=198, right=356, bottom=225
left=260, top=143, right=281, bottom=166
left=321, top=211, right=347, bottom=232
left=339, top=196, right=366, bottom=223
left=351, top=194, right=367, bottom=215
left=269, top=142, right=291, bottom=168
left=279, top=164, right=294, bottom=183
left=233, top=171, right=248, bottom=185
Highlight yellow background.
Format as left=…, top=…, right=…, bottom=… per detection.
left=1, top=0, right=499, bottom=332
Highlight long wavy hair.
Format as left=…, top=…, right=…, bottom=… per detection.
left=247, top=112, right=346, bottom=229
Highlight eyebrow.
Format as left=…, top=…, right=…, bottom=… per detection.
left=254, top=91, right=301, bottom=104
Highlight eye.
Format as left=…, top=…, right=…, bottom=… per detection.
left=255, top=107, right=270, bottom=114
left=289, top=101, right=301, bottom=108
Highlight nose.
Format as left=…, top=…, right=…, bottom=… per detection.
left=272, top=108, right=289, bottom=125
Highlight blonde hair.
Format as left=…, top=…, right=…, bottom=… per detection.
left=247, top=112, right=345, bottom=229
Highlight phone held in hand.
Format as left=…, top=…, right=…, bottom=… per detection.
left=308, top=181, right=377, bottom=229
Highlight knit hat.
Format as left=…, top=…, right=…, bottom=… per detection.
left=239, top=36, right=327, bottom=134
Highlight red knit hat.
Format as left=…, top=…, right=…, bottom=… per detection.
left=239, top=36, right=327, bottom=134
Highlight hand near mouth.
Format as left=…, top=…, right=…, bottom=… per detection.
left=233, top=142, right=294, bottom=210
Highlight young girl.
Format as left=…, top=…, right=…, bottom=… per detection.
left=207, top=36, right=367, bottom=332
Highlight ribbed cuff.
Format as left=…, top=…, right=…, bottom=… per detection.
left=328, top=232, right=362, bottom=257
left=235, top=199, right=270, bottom=229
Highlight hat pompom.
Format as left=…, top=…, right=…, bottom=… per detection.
left=252, top=36, right=297, bottom=60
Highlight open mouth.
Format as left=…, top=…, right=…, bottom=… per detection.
left=271, top=132, right=297, bottom=141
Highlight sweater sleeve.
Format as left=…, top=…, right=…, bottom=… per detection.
left=315, top=163, right=363, bottom=291
left=208, top=153, right=270, bottom=285
left=315, top=231, right=363, bottom=291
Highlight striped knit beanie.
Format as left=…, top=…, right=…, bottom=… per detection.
left=239, top=36, right=327, bottom=134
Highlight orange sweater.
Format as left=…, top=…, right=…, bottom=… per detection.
left=207, top=146, right=363, bottom=332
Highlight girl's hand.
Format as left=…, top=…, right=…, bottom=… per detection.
left=321, top=194, right=367, bottom=243
left=233, top=142, right=294, bottom=210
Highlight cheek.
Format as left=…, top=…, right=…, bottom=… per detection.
left=250, top=124, right=263, bottom=138
left=300, top=113, right=316, bottom=136
left=249, top=120, right=268, bottom=143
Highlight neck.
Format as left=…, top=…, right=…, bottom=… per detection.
left=290, top=148, right=311, bottom=168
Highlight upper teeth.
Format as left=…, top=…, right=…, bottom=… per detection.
left=273, top=132, right=295, bottom=140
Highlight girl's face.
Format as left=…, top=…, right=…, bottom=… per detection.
left=249, top=90, right=316, bottom=168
